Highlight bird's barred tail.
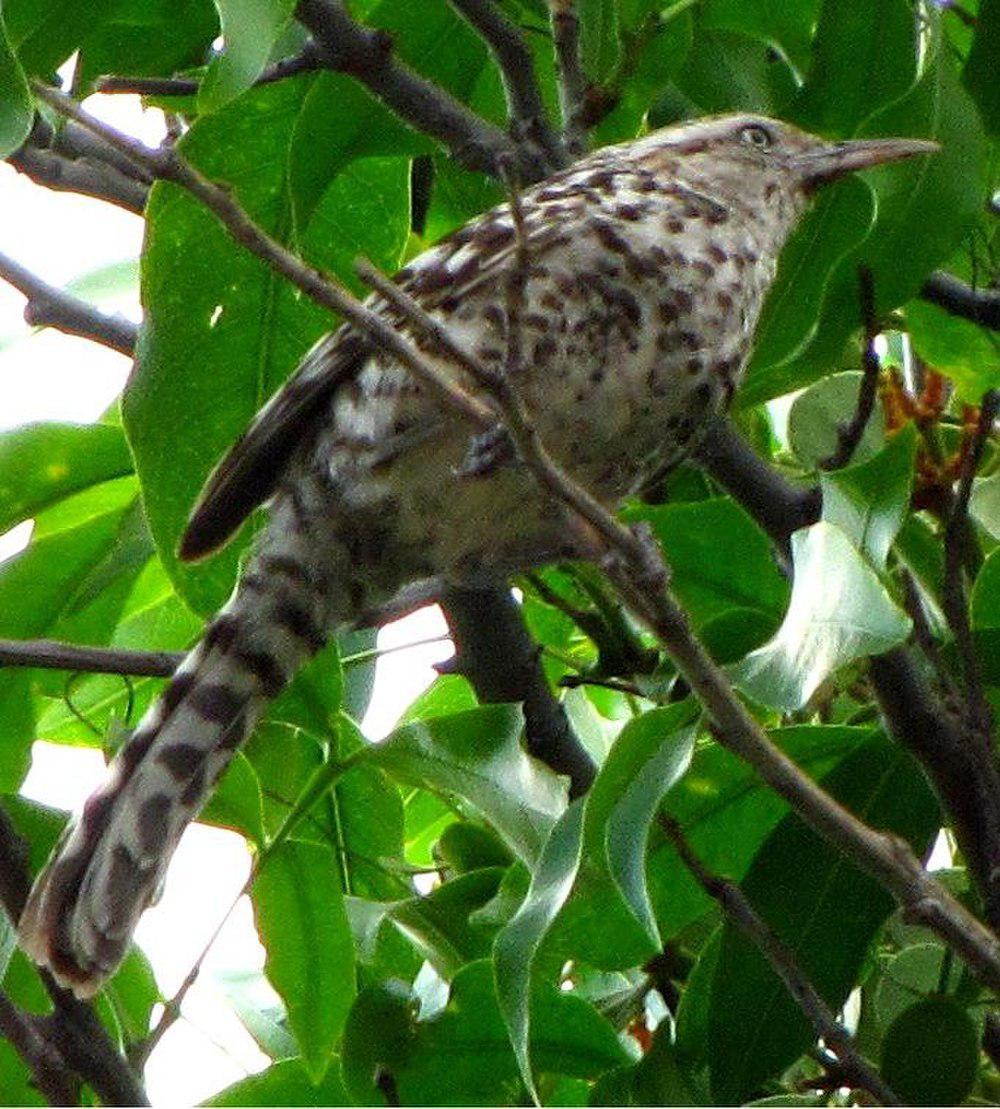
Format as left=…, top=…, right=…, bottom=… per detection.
left=18, top=543, right=333, bottom=998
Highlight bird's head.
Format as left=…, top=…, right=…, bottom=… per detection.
left=633, top=113, right=937, bottom=216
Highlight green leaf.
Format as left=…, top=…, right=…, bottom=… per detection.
left=880, top=997, right=979, bottom=1107
left=0, top=422, right=133, bottom=534
left=874, top=943, right=966, bottom=1032
left=673, top=28, right=797, bottom=116
left=0, top=12, right=31, bottom=158
left=368, top=705, right=567, bottom=865
left=730, top=522, right=911, bottom=711
left=577, top=0, right=621, bottom=80
left=964, top=0, right=1000, bottom=137
left=748, top=178, right=876, bottom=377
left=390, top=868, right=505, bottom=978
left=253, top=840, right=356, bottom=1081
left=494, top=800, right=586, bottom=1101
left=787, top=372, right=886, bottom=470
left=0, top=487, right=144, bottom=786
left=700, top=0, right=820, bottom=72
left=624, top=498, right=789, bottom=627
left=199, top=0, right=296, bottom=112
left=820, top=423, right=917, bottom=568
left=217, top=968, right=298, bottom=1061
left=76, top=0, right=218, bottom=91
left=205, top=1056, right=351, bottom=1106
left=96, top=948, right=160, bottom=1049
left=3, top=0, right=119, bottom=74
left=792, top=0, right=916, bottom=136
left=128, top=77, right=411, bottom=615
left=971, top=547, right=1000, bottom=630
left=906, top=297, right=1000, bottom=401
left=588, top=704, right=697, bottom=947
left=341, top=961, right=627, bottom=1106
left=590, top=1023, right=702, bottom=1107
left=199, top=750, right=265, bottom=845
left=705, top=733, right=938, bottom=1103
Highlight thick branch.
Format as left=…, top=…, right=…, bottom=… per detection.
left=0, top=993, right=79, bottom=1105
left=0, top=251, right=138, bottom=355
left=295, top=0, right=547, bottom=180
left=7, top=140, right=149, bottom=214
left=441, top=586, right=595, bottom=797
left=448, top=0, right=567, bottom=170
left=921, top=271, right=1000, bottom=330
left=695, top=417, right=820, bottom=555
left=661, top=816, right=899, bottom=1105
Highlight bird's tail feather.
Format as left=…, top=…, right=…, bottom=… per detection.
left=18, top=542, right=334, bottom=997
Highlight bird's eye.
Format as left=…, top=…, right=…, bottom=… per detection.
left=740, top=124, right=774, bottom=150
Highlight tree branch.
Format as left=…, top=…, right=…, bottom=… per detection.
left=95, top=47, right=322, bottom=97
left=942, top=390, right=998, bottom=742
left=448, top=0, right=567, bottom=171
left=0, top=251, right=138, bottom=356
left=7, top=137, right=149, bottom=214
left=660, top=816, right=899, bottom=1106
left=548, top=0, right=588, bottom=157
left=0, top=992, right=79, bottom=1105
left=294, top=0, right=547, bottom=180
left=441, top=585, right=595, bottom=796
left=0, top=806, right=149, bottom=1106
left=821, top=266, right=880, bottom=470
left=921, top=271, right=1000, bottom=331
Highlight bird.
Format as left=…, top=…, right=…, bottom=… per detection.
left=18, top=113, right=935, bottom=997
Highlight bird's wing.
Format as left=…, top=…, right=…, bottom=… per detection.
left=179, top=329, right=367, bottom=561
left=179, top=209, right=568, bottom=562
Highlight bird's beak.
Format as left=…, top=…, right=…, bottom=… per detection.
left=797, top=136, right=939, bottom=190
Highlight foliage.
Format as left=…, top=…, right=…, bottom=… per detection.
left=1, top=0, right=999, bottom=1106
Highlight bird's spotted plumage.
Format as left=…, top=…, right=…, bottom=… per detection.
left=18, top=113, right=935, bottom=995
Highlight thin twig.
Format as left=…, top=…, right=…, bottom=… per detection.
left=660, top=816, right=900, bottom=1106
left=96, top=47, right=322, bottom=97
left=33, top=83, right=499, bottom=435
left=548, top=0, right=588, bottom=157
left=294, top=0, right=548, bottom=180
left=448, top=0, right=567, bottom=171
left=0, top=251, right=138, bottom=355
left=822, top=266, right=880, bottom=470
left=942, top=389, right=999, bottom=741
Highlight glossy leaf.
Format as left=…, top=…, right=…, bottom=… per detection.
left=731, top=522, right=911, bottom=711
left=906, top=297, right=1000, bottom=400
left=199, top=0, right=296, bottom=112
left=820, top=423, right=917, bottom=568
left=964, top=0, right=1000, bottom=136
left=0, top=12, right=31, bottom=158
left=880, top=997, right=979, bottom=1107
left=0, top=422, right=133, bottom=537
left=494, top=800, right=586, bottom=1101
left=369, top=705, right=567, bottom=865
left=700, top=0, right=820, bottom=72
left=792, top=0, right=916, bottom=136
left=706, top=733, right=938, bottom=1103
left=253, top=839, right=356, bottom=1081
left=76, top=0, right=218, bottom=89
left=624, top=498, right=788, bottom=627
left=341, top=961, right=627, bottom=1106
left=206, top=1056, right=350, bottom=1106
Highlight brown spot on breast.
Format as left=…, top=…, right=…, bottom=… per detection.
left=158, top=744, right=203, bottom=782
left=707, top=244, right=729, bottom=265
